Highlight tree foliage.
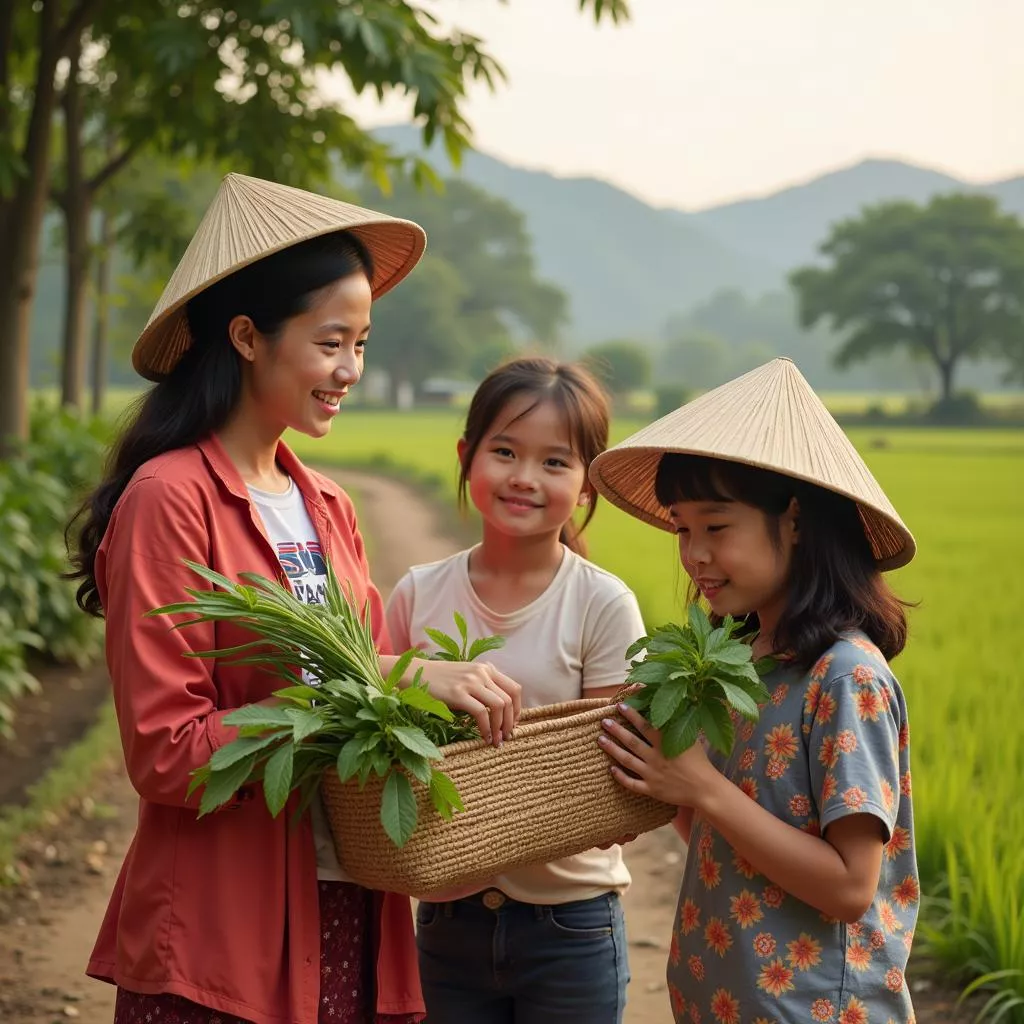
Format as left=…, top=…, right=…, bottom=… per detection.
left=790, top=194, right=1024, bottom=401
left=582, top=338, right=651, bottom=395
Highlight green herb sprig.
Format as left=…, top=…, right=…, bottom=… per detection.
left=623, top=605, right=773, bottom=757
left=151, top=561, right=504, bottom=846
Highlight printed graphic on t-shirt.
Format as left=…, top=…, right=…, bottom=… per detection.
left=277, top=540, right=327, bottom=604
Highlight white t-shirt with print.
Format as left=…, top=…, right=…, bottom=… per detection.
left=249, top=479, right=349, bottom=882
left=386, top=545, right=647, bottom=904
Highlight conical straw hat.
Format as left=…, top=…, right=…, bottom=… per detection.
left=589, top=358, right=915, bottom=570
left=131, top=173, right=427, bottom=380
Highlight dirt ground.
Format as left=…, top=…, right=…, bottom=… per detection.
left=0, top=470, right=970, bottom=1023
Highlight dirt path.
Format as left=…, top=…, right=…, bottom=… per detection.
left=0, top=470, right=966, bottom=1023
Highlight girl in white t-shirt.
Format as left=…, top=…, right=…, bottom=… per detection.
left=386, top=356, right=645, bottom=1024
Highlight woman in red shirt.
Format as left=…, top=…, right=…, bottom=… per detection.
left=67, top=174, right=521, bottom=1024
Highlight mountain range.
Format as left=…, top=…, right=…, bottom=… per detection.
left=372, top=125, right=1024, bottom=347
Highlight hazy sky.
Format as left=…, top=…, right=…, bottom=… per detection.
left=327, top=0, right=1023, bottom=211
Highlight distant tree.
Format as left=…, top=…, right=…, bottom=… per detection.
left=791, top=194, right=1024, bottom=402
left=582, top=339, right=651, bottom=396
left=658, top=330, right=732, bottom=390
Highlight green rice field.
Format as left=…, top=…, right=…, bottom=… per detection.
left=290, top=411, right=1024, bottom=1016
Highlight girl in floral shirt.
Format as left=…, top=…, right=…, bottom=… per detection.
left=590, top=358, right=919, bottom=1024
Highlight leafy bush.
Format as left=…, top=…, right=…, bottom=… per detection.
left=0, top=404, right=109, bottom=735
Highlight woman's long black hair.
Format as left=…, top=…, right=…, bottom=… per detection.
left=67, top=231, right=373, bottom=618
left=655, top=453, right=909, bottom=665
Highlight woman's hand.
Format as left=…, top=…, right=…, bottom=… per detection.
left=598, top=702, right=720, bottom=808
left=414, top=659, right=522, bottom=747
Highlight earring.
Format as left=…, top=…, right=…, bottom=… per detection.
left=577, top=493, right=590, bottom=507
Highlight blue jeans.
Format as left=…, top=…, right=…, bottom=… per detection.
left=415, top=890, right=629, bottom=1024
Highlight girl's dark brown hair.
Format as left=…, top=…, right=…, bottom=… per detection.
left=654, top=453, right=909, bottom=665
left=458, top=356, right=611, bottom=557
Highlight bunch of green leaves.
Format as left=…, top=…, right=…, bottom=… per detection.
left=152, top=561, right=501, bottom=846
left=425, top=611, right=505, bottom=663
left=624, top=605, right=772, bottom=757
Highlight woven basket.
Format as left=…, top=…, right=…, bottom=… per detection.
left=320, top=697, right=676, bottom=897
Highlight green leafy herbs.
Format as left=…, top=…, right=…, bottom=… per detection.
left=152, top=560, right=504, bottom=846
left=623, top=605, right=774, bottom=758
left=425, top=611, right=506, bottom=663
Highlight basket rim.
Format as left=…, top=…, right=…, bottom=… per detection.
left=437, top=696, right=620, bottom=757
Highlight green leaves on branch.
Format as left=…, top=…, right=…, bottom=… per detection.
left=153, top=561, right=502, bottom=846
left=624, top=605, right=771, bottom=758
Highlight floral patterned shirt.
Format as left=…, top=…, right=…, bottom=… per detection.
left=666, top=632, right=919, bottom=1024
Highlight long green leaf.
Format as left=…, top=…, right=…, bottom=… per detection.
left=398, top=683, right=453, bottom=721
left=199, top=753, right=257, bottom=816
left=210, top=732, right=284, bottom=771
left=424, top=628, right=461, bottom=659
left=381, top=772, right=419, bottom=847
left=384, top=649, right=416, bottom=690
left=467, top=635, right=506, bottom=661
left=714, top=679, right=761, bottom=720
left=335, top=740, right=365, bottom=783
left=429, top=770, right=464, bottom=820
left=263, top=743, right=295, bottom=817
left=224, top=704, right=295, bottom=730
left=397, top=748, right=433, bottom=785
left=699, top=700, right=735, bottom=756
left=650, top=680, right=690, bottom=729
left=285, top=707, right=326, bottom=743
left=661, top=704, right=700, bottom=758
left=391, top=725, right=443, bottom=761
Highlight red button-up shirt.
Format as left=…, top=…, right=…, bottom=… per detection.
left=86, top=435, right=424, bottom=1023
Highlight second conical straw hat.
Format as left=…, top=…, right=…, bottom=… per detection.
left=131, top=173, right=427, bottom=381
left=589, top=358, right=915, bottom=570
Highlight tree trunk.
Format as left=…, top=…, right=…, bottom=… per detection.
left=937, top=358, right=955, bottom=403
left=0, top=0, right=102, bottom=447
left=91, top=207, right=113, bottom=415
left=60, top=44, right=91, bottom=410
left=0, top=6, right=61, bottom=446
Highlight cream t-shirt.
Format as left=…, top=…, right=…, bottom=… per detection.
left=385, top=545, right=646, bottom=904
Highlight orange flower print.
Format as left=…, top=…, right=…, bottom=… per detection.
left=811, top=653, right=834, bottom=681
left=838, top=996, right=869, bottom=1024
left=880, top=778, right=895, bottom=812
left=847, top=941, right=872, bottom=971
left=786, top=932, right=822, bottom=971
left=870, top=929, right=886, bottom=950
left=771, top=683, right=789, bottom=706
left=900, top=770, right=913, bottom=797
left=669, top=930, right=681, bottom=966
left=816, top=692, right=837, bottom=723
left=680, top=898, right=702, bottom=934
left=818, top=735, right=839, bottom=769
left=699, top=856, right=722, bottom=889
left=804, top=680, right=822, bottom=716
left=788, top=794, right=811, bottom=817
left=689, top=954, right=705, bottom=981
left=765, top=757, right=787, bottom=780
left=739, top=776, right=760, bottom=800
left=730, top=889, right=763, bottom=929
left=704, top=917, right=733, bottom=956
left=903, top=929, right=915, bottom=952
left=802, top=818, right=822, bottom=837
left=885, top=827, right=912, bottom=861
left=752, top=1019, right=777, bottom=1024
left=739, top=748, right=757, bottom=771
left=855, top=688, right=884, bottom=722
left=847, top=922, right=864, bottom=938
left=811, top=998, right=836, bottom=1021
left=710, top=988, right=741, bottom=1024
left=732, top=851, right=759, bottom=879
left=892, top=874, right=921, bottom=909
left=763, top=884, right=785, bottom=909
left=757, top=958, right=795, bottom=997
left=898, top=721, right=910, bottom=750
left=821, top=774, right=838, bottom=802
left=852, top=664, right=874, bottom=687
left=851, top=635, right=882, bottom=658
left=879, top=899, right=903, bottom=934
left=842, top=786, right=868, bottom=811
left=753, top=932, right=777, bottom=957
left=690, top=1004, right=702, bottom=1024
left=886, top=967, right=905, bottom=992
left=836, top=729, right=858, bottom=753
left=739, top=721, right=755, bottom=743
left=669, top=983, right=686, bottom=1017
left=698, top=830, right=714, bottom=857
left=765, top=724, right=799, bottom=760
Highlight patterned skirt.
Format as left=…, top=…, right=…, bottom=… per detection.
left=113, top=881, right=422, bottom=1024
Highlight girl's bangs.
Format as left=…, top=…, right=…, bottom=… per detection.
left=654, top=454, right=740, bottom=507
